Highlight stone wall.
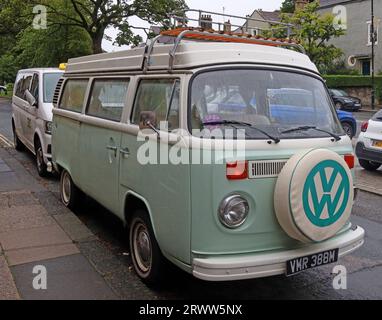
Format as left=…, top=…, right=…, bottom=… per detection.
left=341, top=87, right=382, bottom=108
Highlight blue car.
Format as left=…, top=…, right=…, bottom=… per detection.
left=336, top=109, right=357, bottom=139
left=217, top=88, right=357, bottom=139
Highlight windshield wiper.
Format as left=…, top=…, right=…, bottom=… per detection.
left=202, top=120, right=280, bottom=143
left=280, top=126, right=341, bottom=141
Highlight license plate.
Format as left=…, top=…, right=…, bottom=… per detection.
left=286, top=249, right=339, bottom=276
left=373, top=140, right=382, bottom=148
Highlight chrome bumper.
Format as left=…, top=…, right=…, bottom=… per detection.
left=192, top=226, right=365, bottom=281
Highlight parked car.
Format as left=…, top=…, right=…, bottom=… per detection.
left=0, top=85, right=7, bottom=95
left=219, top=89, right=357, bottom=139
left=356, top=109, right=382, bottom=171
left=52, top=28, right=364, bottom=284
left=11, top=68, right=64, bottom=176
left=329, top=89, right=361, bottom=111
left=337, top=109, right=357, bottom=139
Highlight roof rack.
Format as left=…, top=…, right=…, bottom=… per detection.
left=143, top=27, right=305, bottom=73
left=142, top=8, right=304, bottom=73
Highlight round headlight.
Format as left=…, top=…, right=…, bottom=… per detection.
left=218, top=195, right=249, bottom=229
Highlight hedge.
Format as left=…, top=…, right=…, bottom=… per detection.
left=323, top=75, right=382, bottom=88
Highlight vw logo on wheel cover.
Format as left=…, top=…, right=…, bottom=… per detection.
left=302, top=160, right=350, bottom=227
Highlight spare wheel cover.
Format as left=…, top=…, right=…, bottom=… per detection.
left=274, top=148, right=353, bottom=243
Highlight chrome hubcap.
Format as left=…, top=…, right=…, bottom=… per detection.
left=62, top=173, right=71, bottom=204
left=343, top=124, right=352, bottom=137
left=133, top=222, right=152, bottom=273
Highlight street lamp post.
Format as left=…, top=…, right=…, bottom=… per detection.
left=371, top=0, right=375, bottom=110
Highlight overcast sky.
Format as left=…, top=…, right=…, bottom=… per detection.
left=103, top=0, right=284, bottom=52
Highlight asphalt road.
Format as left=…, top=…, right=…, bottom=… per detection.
left=1, top=97, right=382, bottom=299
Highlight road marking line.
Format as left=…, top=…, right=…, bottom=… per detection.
left=0, top=134, right=14, bottom=148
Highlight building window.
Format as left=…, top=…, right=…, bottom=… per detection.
left=367, top=21, right=378, bottom=46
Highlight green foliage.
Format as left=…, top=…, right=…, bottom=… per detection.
left=324, top=60, right=360, bottom=76
left=280, top=0, right=295, bottom=13
left=41, top=0, right=188, bottom=53
left=274, top=1, right=345, bottom=73
left=323, top=75, right=382, bottom=88
left=0, top=0, right=92, bottom=83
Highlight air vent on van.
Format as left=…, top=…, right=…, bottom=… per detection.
left=52, top=78, right=64, bottom=107
left=248, top=160, right=287, bottom=179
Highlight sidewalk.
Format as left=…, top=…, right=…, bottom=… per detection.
left=0, top=144, right=117, bottom=300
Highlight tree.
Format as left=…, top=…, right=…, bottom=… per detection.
left=280, top=0, right=316, bottom=13
left=0, top=0, right=92, bottom=83
left=280, top=0, right=295, bottom=13
left=40, top=0, right=188, bottom=54
left=276, top=1, right=345, bottom=73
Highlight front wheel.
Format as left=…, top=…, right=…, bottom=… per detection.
left=35, top=139, right=47, bottom=177
left=359, top=159, right=381, bottom=171
left=341, top=121, right=355, bottom=139
left=129, top=210, right=167, bottom=285
left=60, top=170, right=80, bottom=210
left=12, top=123, right=24, bottom=151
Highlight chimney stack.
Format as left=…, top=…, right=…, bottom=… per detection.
left=201, top=14, right=213, bottom=30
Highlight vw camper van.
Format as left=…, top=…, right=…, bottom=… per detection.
left=52, top=24, right=364, bottom=284
left=12, top=67, right=64, bottom=176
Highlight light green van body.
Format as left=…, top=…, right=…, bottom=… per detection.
left=52, top=43, right=364, bottom=280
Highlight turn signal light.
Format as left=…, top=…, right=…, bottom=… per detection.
left=226, top=161, right=248, bottom=180
left=344, top=154, right=355, bottom=169
left=361, top=121, right=369, bottom=132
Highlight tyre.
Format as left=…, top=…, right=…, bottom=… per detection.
left=341, top=121, right=355, bottom=139
left=35, top=138, right=47, bottom=177
left=359, top=159, right=381, bottom=171
left=335, top=102, right=343, bottom=110
left=129, top=209, right=167, bottom=285
left=60, top=169, right=80, bottom=210
left=12, top=122, right=24, bottom=151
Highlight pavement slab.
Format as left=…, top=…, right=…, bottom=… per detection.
left=6, top=243, right=80, bottom=267
left=11, top=254, right=117, bottom=300
left=0, top=191, right=39, bottom=208
left=0, top=224, right=73, bottom=251
left=54, top=213, right=96, bottom=242
left=0, top=205, right=54, bottom=233
left=0, top=255, right=19, bottom=300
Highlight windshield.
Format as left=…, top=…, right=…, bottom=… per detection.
left=43, top=73, right=63, bottom=103
left=190, top=69, right=343, bottom=139
left=331, top=89, right=347, bottom=97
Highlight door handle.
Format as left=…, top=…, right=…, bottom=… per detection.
left=106, top=145, right=118, bottom=157
left=120, top=147, right=130, bottom=158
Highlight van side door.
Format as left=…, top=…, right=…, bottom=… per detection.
left=15, top=73, right=34, bottom=150
left=119, top=76, right=192, bottom=265
left=24, top=72, right=39, bottom=147
left=78, top=78, right=130, bottom=214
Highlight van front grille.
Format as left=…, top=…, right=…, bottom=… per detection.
left=248, top=160, right=287, bottom=179
left=52, top=78, right=64, bottom=107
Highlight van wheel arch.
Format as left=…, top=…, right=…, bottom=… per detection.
left=124, top=194, right=151, bottom=227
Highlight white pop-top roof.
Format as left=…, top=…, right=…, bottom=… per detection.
left=65, top=42, right=318, bottom=74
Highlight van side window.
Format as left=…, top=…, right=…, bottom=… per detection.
left=132, top=79, right=180, bottom=130
left=87, top=79, right=129, bottom=122
left=30, top=74, right=39, bottom=100
left=15, top=75, right=32, bottom=100
left=60, top=79, right=88, bottom=113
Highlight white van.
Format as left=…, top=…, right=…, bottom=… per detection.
left=12, top=68, right=64, bottom=176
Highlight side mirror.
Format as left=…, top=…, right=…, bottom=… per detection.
left=25, top=90, right=37, bottom=108
left=139, top=111, right=160, bottom=138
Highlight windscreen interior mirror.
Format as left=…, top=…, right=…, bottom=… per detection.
left=25, top=90, right=37, bottom=107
